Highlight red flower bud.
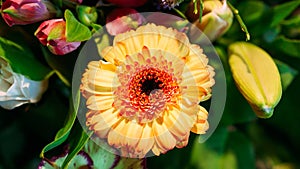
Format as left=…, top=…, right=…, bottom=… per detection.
left=106, top=8, right=145, bottom=36
left=35, top=19, right=81, bottom=55
left=1, top=0, right=56, bottom=27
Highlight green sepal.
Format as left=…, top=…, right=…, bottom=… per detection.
left=65, top=9, right=92, bottom=42
left=47, top=21, right=65, bottom=41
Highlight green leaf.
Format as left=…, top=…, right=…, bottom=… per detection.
left=53, top=0, right=63, bottom=8
left=65, top=9, right=92, bottom=42
left=281, top=16, right=300, bottom=39
left=275, top=60, right=298, bottom=90
left=91, top=23, right=103, bottom=33
left=281, top=16, right=300, bottom=27
left=61, top=124, right=92, bottom=169
left=190, top=127, right=255, bottom=169
left=263, top=26, right=281, bottom=43
left=83, top=139, right=119, bottom=169
left=114, top=158, right=146, bottom=169
left=190, top=127, right=228, bottom=169
left=224, top=131, right=255, bottom=169
left=271, top=0, right=300, bottom=27
left=0, top=37, right=53, bottom=81
left=82, top=138, right=146, bottom=169
left=60, top=90, right=91, bottom=169
left=236, top=1, right=266, bottom=25
left=220, top=84, right=257, bottom=125
left=40, top=152, right=91, bottom=169
left=272, top=36, right=300, bottom=58
left=41, top=45, right=77, bottom=86
left=237, top=1, right=271, bottom=40
left=40, top=96, right=77, bottom=158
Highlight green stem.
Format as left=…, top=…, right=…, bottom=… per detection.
left=228, top=1, right=251, bottom=41
left=192, top=0, right=204, bottom=23
left=173, top=7, right=187, bottom=19
left=199, top=0, right=203, bottom=23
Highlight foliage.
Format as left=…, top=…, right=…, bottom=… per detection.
left=0, top=0, right=300, bottom=169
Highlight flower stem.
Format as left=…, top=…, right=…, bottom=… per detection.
left=227, top=1, right=250, bottom=41
left=193, top=0, right=204, bottom=23
left=173, top=8, right=187, bottom=19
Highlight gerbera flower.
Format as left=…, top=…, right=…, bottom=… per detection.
left=80, top=23, right=215, bottom=158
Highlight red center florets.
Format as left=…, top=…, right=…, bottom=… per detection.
left=115, top=66, right=180, bottom=123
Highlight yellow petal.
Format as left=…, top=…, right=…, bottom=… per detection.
left=101, top=44, right=127, bottom=66
left=113, top=23, right=190, bottom=59
left=176, top=132, right=190, bottom=148
left=86, top=109, right=120, bottom=138
left=123, top=121, right=144, bottom=147
left=136, top=123, right=155, bottom=156
left=108, top=119, right=145, bottom=155
left=81, top=60, right=117, bottom=97
left=191, top=106, right=209, bottom=134
left=152, top=118, right=177, bottom=154
left=181, top=45, right=215, bottom=100
left=86, top=95, right=114, bottom=110
left=156, top=27, right=190, bottom=58
left=113, top=29, right=143, bottom=55
left=151, top=143, right=161, bottom=156
left=228, top=42, right=282, bottom=118
left=107, top=119, right=128, bottom=149
left=187, top=44, right=209, bottom=68
left=163, top=107, right=195, bottom=138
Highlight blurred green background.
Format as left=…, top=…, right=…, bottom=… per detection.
left=1, top=0, right=300, bottom=169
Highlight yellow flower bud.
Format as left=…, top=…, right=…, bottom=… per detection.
left=186, top=0, right=233, bottom=41
left=228, top=42, right=282, bottom=118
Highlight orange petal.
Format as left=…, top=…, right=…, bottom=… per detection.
left=187, top=45, right=208, bottom=68
left=88, top=69, right=116, bottom=88
left=86, top=108, right=120, bottom=138
left=152, top=118, right=177, bottom=154
left=86, top=95, right=114, bottom=110
left=151, top=143, right=161, bottom=156
left=101, top=44, right=127, bottom=66
left=163, top=108, right=195, bottom=139
left=136, top=123, right=155, bottom=156
left=107, top=119, right=128, bottom=149
left=113, top=29, right=143, bottom=55
left=176, top=132, right=190, bottom=148
left=191, top=106, right=209, bottom=134
left=81, top=60, right=117, bottom=97
left=108, top=119, right=144, bottom=152
left=123, top=121, right=144, bottom=147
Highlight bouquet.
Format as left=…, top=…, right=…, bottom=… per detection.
left=0, top=0, right=299, bottom=168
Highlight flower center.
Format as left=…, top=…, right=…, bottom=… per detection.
left=140, top=77, right=163, bottom=96
left=130, top=68, right=165, bottom=96
left=114, top=63, right=181, bottom=123
left=128, top=67, right=177, bottom=109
